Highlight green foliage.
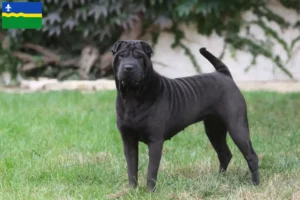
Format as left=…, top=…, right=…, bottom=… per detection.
left=280, top=0, right=300, bottom=12
left=0, top=0, right=299, bottom=81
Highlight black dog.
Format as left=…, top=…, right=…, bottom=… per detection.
left=111, top=40, right=259, bottom=191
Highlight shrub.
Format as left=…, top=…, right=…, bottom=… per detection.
left=0, top=0, right=299, bottom=81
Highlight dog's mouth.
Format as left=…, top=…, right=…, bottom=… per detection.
left=120, top=79, right=140, bottom=87
left=118, top=73, right=144, bottom=87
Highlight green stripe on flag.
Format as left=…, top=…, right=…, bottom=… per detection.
left=2, top=17, right=42, bottom=29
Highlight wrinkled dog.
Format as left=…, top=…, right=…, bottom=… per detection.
left=111, top=40, right=259, bottom=191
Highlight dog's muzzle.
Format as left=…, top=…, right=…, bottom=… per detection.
left=118, top=65, right=142, bottom=87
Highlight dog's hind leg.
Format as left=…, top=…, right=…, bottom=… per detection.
left=204, top=117, right=232, bottom=173
left=225, top=113, right=260, bottom=185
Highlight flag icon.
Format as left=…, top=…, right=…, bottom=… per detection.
left=1, top=2, right=42, bottom=29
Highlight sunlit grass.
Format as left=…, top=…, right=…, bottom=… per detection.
left=0, top=91, right=299, bottom=199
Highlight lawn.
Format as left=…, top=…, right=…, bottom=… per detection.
left=0, top=90, right=299, bottom=200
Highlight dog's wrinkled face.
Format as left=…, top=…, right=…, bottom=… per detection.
left=111, top=40, right=153, bottom=87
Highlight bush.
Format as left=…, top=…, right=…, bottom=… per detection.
left=0, top=0, right=299, bottom=81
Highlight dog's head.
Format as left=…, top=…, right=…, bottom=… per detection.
left=111, top=40, right=153, bottom=88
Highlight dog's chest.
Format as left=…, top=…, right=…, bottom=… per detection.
left=116, top=98, right=163, bottom=143
left=118, top=105, right=152, bottom=131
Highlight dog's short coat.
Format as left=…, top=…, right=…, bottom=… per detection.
left=111, top=40, right=259, bottom=191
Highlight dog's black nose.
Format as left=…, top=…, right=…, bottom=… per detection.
left=124, top=65, right=134, bottom=72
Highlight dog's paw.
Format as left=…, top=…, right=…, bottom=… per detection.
left=251, top=170, right=260, bottom=185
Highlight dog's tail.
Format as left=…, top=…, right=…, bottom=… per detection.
left=199, top=48, right=232, bottom=79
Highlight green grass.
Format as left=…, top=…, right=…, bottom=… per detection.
left=0, top=91, right=299, bottom=200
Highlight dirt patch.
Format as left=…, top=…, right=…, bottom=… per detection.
left=236, top=81, right=300, bottom=93
left=169, top=192, right=203, bottom=200
left=104, top=189, right=129, bottom=199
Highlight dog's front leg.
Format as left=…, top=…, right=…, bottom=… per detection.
left=121, top=134, right=139, bottom=188
left=147, top=140, right=163, bottom=192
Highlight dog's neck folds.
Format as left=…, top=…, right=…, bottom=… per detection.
left=117, top=67, right=162, bottom=102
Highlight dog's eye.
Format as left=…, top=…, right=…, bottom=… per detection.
left=135, top=54, right=143, bottom=59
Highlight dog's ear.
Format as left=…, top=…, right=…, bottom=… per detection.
left=111, top=41, right=124, bottom=55
left=140, top=41, right=153, bottom=57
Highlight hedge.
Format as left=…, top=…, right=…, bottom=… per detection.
left=0, top=0, right=299, bottom=82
